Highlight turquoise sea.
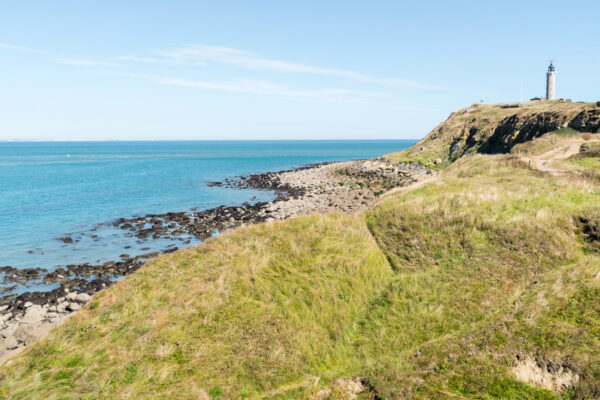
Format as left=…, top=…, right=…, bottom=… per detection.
left=0, top=140, right=415, bottom=294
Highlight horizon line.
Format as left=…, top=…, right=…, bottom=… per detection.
left=0, top=138, right=420, bottom=142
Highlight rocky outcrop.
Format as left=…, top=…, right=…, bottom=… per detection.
left=569, top=109, right=600, bottom=133
left=311, top=377, right=381, bottom=400
left=400, top=101, right=599, bottom=165
left=479, top=111, right=569, bottom=154
left=0, top=289, right=92, bottom=362
left=577, top=215, right=600, bottom=249
left=512, top=354, right=579, bottom=393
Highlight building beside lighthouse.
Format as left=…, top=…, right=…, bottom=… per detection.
left=546, top=62, right=556, bottom=100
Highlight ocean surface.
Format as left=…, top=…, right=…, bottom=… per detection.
left=0, top=140, right=415, bottom=294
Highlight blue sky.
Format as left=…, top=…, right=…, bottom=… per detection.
left=1, top=1, right=598, bottom=140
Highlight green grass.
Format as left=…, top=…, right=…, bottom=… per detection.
left=2, top=154, right=600, bottom=399
left=566, top=141, right=600, bottom=182
left=385, top=149, right=448, bottom=170
left=353, top=157, right=600, bottom=398
left=554, top=127, right=579, bottom=137
left=573, top=157, right=600, bottom=170
left=0, top=214, right=394, bottom=399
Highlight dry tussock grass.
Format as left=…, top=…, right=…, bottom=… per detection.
left=2, top=149, right=600, bottom=399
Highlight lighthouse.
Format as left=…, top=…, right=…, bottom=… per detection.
left=546, top=62, right=556, bottom=100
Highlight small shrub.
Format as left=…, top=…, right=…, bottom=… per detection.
left=122, top=364, right=138, bottom=384
left=55, top=370, right=73, bottom=380
left=65, top=356, right=82, bottom=368
left=554, top=127, right=578, bottom=137
left=209, top=386, right=223, bottom=397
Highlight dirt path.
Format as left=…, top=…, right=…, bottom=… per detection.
left=522, top=141, right=582, bottom=173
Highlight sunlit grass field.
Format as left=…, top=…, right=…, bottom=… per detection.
left=2, top=149, right=600, bottom=399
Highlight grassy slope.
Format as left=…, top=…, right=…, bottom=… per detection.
left=385, top=100, right=592, bottom=169
left=360, top=156, right=600, bottom=399
left=0, top=215, right=393, bottom=399
left=2, top=152, right=600, bottom=398
left=568, top=141, right=600, bottom=182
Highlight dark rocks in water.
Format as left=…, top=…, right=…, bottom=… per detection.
left=1, top=256, right=150, bottom=317
left=207, top=181, right=222, bottom=187
left=1, top=266, right=47, bottom=286
left=138, top=252, right=160, bottom=259
left=137, top=229, right=152, bottom=239
left=1, top=162, right=334, bottom=320
left=0, top=285, right=17, bottom=294
left=110, top=191, right=281, bottom=244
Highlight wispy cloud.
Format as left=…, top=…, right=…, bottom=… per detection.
left=152, top=77, right=384, bottom=98
left=0, top=44, right=53, bottom=55
left=1, top=44, right=115, bottom=67
left=53, top=58, right=116, bottom=67
left=1, top=43, right=438, bottom=89
left=103, top=71, right=385, bottom=100
left=113, top=55, right=182, bottom=64
left=1, top=42, right=439, bottom=103
left=153, top=44, right=439, bottom=89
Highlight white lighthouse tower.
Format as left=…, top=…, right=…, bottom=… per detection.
left=546, top=62, right=556, bottom=100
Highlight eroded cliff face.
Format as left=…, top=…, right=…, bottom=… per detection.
left=477, top=111, right=573, bottom=154
left=392, top=101, right=600, bottom=166
left=479, top=108, right=600, bottom=155
left=569, top=109, right=600, bottom=133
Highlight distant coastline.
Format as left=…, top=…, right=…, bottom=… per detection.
left=0, top=138, right=418, bottom=142
left=0, top=155, right=426, bottom=361
left=0, top=140, right=418, bottom=361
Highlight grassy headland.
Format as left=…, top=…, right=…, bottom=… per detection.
left=2, top=106, right=600, bottom=399
left=385, top=100, right=599, bottom=169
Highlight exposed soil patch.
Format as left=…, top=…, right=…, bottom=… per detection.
left=312, top=377, right=381, bottom=400
left=512, top=354, right=579, bottom=393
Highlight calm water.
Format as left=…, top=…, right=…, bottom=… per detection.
left=0, top=140, right=415, bottom=293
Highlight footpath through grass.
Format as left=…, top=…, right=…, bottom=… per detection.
left=358, top=155, right=600, bottom=398
left=2, top=154, right=600, bottom=399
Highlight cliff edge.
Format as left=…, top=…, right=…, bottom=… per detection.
left=387, top=100, right=600, bottom=168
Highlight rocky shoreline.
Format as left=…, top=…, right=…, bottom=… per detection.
left=0, top=158, right=428, bottom=362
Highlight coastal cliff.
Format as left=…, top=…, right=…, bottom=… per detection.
left=2, top=106, right=600, bottom=399
left=387, top=100, right=600, bottom=167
